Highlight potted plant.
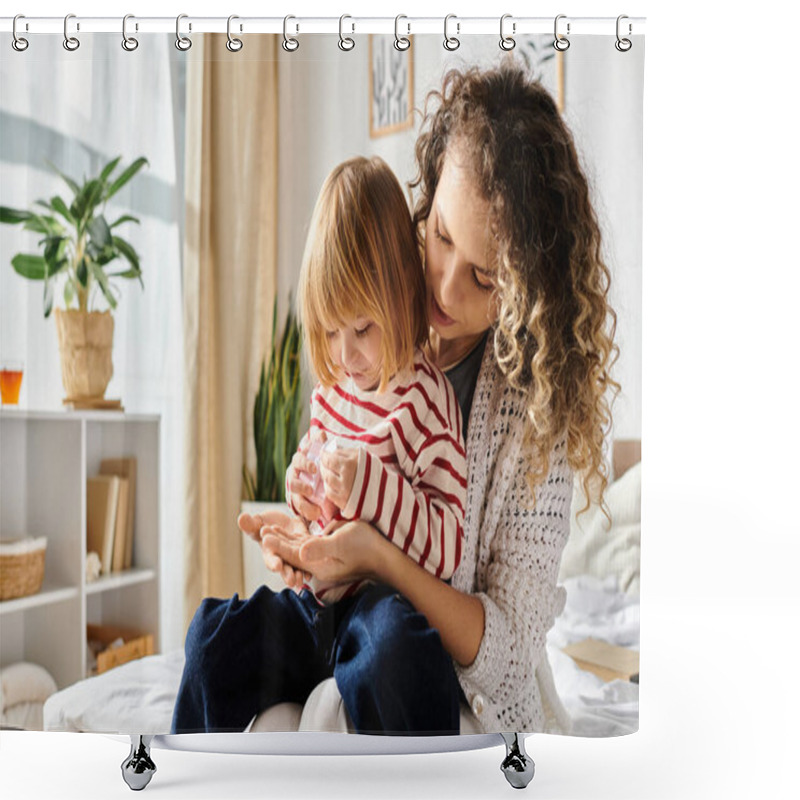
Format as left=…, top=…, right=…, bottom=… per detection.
left=0, top=155, right=148, bottom=403
left=240, top=298, right=304, bottom=595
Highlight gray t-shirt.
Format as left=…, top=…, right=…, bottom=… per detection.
left=444, top=331, right=489, bottom=441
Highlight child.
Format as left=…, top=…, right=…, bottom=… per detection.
left=174, top=156, right=467, bottom=736
left=281, top=155, right=466, bottom=603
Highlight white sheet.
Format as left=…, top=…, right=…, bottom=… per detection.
left=547, top=575, right=640, bottom=737
left=43, top=649, right=184, bottom=735
left=44, top=575, right=639, bottom=737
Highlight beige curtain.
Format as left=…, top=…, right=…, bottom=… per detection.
left=182, top=35, right=278, bottom=630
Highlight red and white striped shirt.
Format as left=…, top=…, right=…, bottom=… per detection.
left=286, top=349, right=466, bottom=604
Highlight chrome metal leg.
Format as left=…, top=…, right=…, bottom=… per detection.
left=500, top=732, right=535, bottom=789
left=121, top=735, right=156, bottom=791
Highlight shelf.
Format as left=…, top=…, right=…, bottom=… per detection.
left=0, top=581, right=79, bottom=615
left=0, top=411, right=160, bottom=692
left=85, top=567, right=156, bottom=595
left=0, top=407, right=160, bottom=424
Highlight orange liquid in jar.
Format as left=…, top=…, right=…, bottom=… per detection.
left=0, top=369, right=23, bottom=404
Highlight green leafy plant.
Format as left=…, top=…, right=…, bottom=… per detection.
left=0, top=155, right=148, bottom=317
left=243, top=298, right=304, bottom=502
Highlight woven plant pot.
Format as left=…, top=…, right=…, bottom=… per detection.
left=54, top=309, right=114, bottom=401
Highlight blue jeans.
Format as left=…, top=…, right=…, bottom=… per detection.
left=171, top=583, right=461, bottom=735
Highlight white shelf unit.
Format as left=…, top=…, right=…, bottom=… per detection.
left=0, top=408, right=160, bottom=690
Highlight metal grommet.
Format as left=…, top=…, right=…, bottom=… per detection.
left=553, top=14, right=570, bottom=52
left=63, top=13, right=80, bottom=51
left=615, top=14, right=632, bottom=52
left=500, top=14, right=516, bottom=51
left=226, top=15, right=242, bottom=51
left=175, top=13, right=192, bottom=51
left=283, top=15, right=299, bottom=52
left=12, top=14, right=29, bottom=52
left=121, top=14, right=138, bottom=52
left=338, top=14, right=355, bottom=51
left=394, top=15, right=410, bottom=51
left=443, top=14, right=460, bottom=52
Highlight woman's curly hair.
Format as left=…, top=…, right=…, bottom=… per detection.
left=411, top=61, right=620, bottom=509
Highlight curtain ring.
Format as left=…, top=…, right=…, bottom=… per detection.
left=12, top=14, right=29, bottom=52
left=283, top=15, right=299, bottom=52
left=175, top=13, right=192, bottom=51
left=226, top=15, right=242, bottom=51
left=499, top=14, right=516, bottom=51
left=443, top=14, right=460, bottom=51
left=121, top=14, right=138, bottom=51
left=63, top=13, right=80, bottom=51
left=394, top=15, right=410, bottom=51
left=338, top=14, right=355, bottom=51
left=615, top=14, right=632, bottom=52
left=553, top=14, right=570, bottom=51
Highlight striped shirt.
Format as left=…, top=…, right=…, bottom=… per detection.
left=286, top=348, right=467, bottom=604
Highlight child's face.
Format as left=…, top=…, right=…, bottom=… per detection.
left=326, top=316, right=383, bottom=391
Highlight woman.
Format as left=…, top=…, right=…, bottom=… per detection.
left=176, top=61, right=617, bottom=736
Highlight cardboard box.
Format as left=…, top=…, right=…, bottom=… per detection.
left=87, top=623, right=154, bottom=675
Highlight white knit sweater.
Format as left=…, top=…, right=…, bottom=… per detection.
left=451, top=337, right=574, bottom=735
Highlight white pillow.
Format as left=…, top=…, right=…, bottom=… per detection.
left=558, top=462, right=641, bottom=595
left=1, top=662, right=57, bottom=711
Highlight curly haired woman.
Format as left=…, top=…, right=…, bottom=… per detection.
left=243, top=61, right=618, bottom=737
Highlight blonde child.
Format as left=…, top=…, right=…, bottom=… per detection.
left=283, top=155, right=466, bottom=603
left=173, top=156, right=467, bottom=735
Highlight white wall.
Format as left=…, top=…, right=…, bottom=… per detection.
left=275, top=34, right=644, bottom=440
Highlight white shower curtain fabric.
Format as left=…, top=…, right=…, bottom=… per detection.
left=1, top=30, right=643, bottom=738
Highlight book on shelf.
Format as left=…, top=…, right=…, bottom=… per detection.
left=109, top=477, right=129, bottom=573
left=99, top=457, right=137, bottom=570
left=86, top=475, right=120, bottom=575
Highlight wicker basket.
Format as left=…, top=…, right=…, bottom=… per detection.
left=0, top=537, right=47, bottom=601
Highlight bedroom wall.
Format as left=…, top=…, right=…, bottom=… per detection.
left=275, top=34, right=643, bottom=442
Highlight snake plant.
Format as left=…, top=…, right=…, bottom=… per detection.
left=242, top=298, right=303, bottom=502
left=0, top=155, right=148, bottom=316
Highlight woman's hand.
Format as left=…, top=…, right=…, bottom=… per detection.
left=319, top=448, right=360, bottom=511
left=257, top=514, right=486, bottom=666
left=238, top=511, right=312, bottom=590
left=298, top=519, right=388, bottom=584
left=259, top=518, right=386, bottom=586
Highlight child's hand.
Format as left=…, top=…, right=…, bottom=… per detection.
left=238, top=512, right=263, bottom=543
left=319, top=447, right=360, bottom=511
left=238, top=509, right=295, bottom=542
left=259, top=523, right=311, bottom=591
left=287, top=450, right=323, bottom=522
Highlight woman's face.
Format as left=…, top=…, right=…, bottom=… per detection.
left=424, top=145, right=498, bottom=343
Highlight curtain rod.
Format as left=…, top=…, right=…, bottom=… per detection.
left=0, top=16, right=646, bottom=37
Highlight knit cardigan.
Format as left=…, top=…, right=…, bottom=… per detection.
left=451, top=336, right=574, bottom=734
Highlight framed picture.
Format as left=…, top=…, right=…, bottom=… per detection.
left=517, top=35, right=565, bottom=112
left=369, top=35, right=414, bottom=138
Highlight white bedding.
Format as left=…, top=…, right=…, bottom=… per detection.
left=43, top=574, right=638, bottom=738
left=548, top=575, right=639, bottom=737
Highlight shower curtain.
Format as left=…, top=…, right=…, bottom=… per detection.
left=0, top=21, right=643, bottom=740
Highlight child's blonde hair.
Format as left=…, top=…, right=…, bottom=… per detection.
left=298, top=156, right=427, bottom=392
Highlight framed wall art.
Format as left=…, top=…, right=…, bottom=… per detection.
left=369, top=35, right=414, bottom=137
